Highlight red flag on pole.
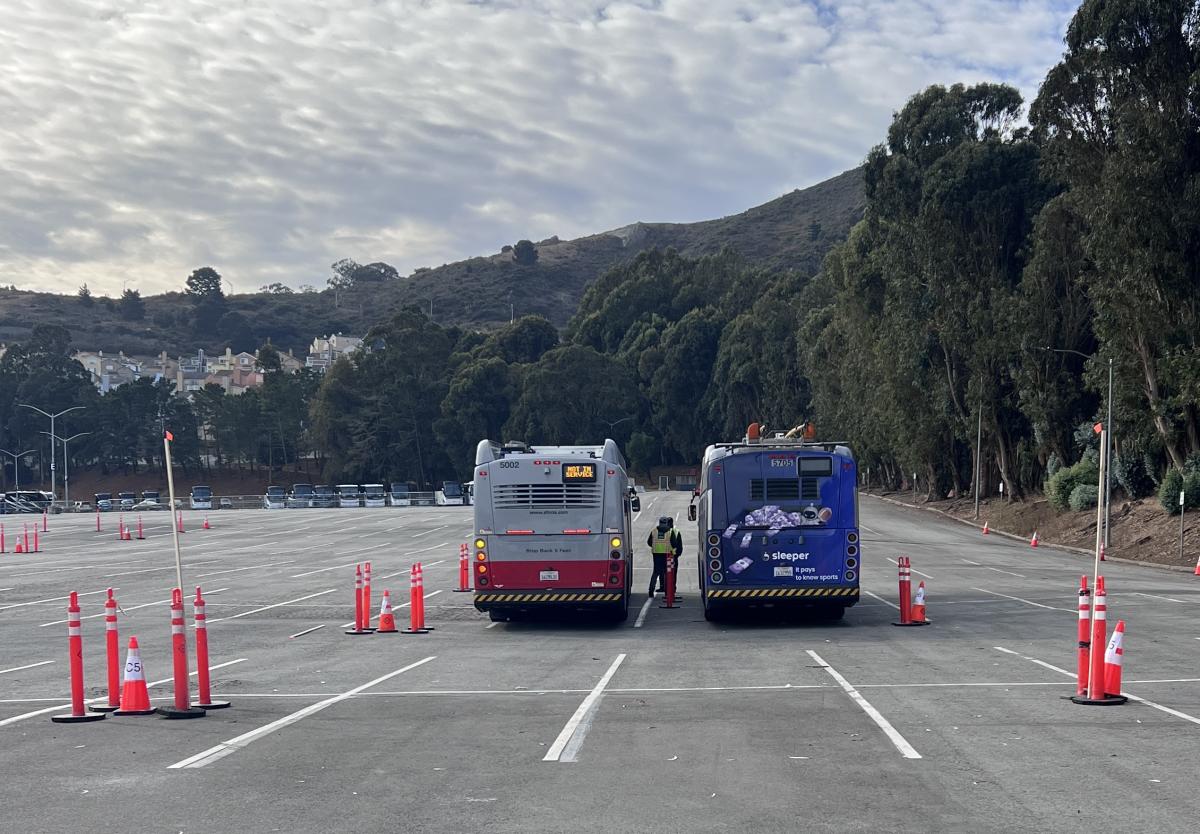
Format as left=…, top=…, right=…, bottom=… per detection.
left=164, top=430, right=175, bottom=441
left=1092, top=422, right=1103, bottom=434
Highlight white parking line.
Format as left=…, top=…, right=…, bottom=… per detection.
left=207, top=589, right=337, bottom=624
left=289, top=544, right=397, bottom=578
left=168, top=656, right=437, bottom=769
left=970, top=587, right=1071, bottom=612
left=0, top=660, right=54, bottom=675
left=411, top=525, right=449, bottom=538
left=378, top=553, right=447, bottom=580
left=38, top=589, right=230, bottom=628
left=0, top=658, right=247, bottom=727
left=1131, top=591, right=1188, bottom=604
left=862, top=589, right=900, bottom=611
left=544, top=653, right=626, bottom=762
left=961, top=558, right=981, bottom=565
left=0, top=587, right=115, bottom=613
left=633, top=597, right=654, bottom=628
left=806, top=649, right=920, bottom=759
left=984, top=567, right=1026, bottom=578
left=288, top=624, right=326, bottom=639
left=196, top=561, right=295, bottom=578
left=993, top=646, right=1200, bottom=728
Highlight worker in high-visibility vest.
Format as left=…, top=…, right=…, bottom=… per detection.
left=646, top=516, right=683, bottom=598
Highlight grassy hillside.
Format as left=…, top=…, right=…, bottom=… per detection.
left=0, top=167, right=864, bottom=355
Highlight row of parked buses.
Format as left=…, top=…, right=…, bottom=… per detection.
left=469, top=424, right=860, bottom=623
left=262, top=481, right=471, bottom=509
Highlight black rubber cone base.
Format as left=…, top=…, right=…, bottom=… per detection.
left=51, top=711, right=106, bottom=724
left=114, top=707, right=157, bottom=716
left=452, top=588, right=471, bottom=593
left=344, top=628, right=376, bottom=635
left=400, top=628, right=430, bottom=634
left=1069, top=694, right=1128, bottom=706
left=659, top=602, right=681, bottom=609
left=196, top=700, right=232, bottom=710
left=893, top=621, right=930, bottom=627
left=88, top=703, right=120, bottom=713
left=157, top=705, right=206, bottom=719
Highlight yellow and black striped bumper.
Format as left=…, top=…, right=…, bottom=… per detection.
left=474, top=591, right=624, bottom=608
left=706, top=587, right=859, bottom=600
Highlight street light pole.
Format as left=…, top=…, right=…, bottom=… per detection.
left=0, top=448, right=37, bottom=492
left=974, top=401, right=982, bottom=521
left=41, top=432, right=91, bottom=510
left=17, top=404, right=85, bottom=508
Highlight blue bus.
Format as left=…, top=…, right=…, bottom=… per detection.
left=688, top=425, right=860, bottom=621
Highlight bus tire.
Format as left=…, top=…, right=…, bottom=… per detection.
left=488, top=611, right=510, bottom=623
left=819, top=605, right=845, bottom=622
left=609, top=591, right=630, bottom=624
left=702, top=594, right=719, bottom=622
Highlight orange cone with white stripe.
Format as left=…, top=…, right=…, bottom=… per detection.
left=1104, top=620, right=1125, bottom=698
left=376, top=590, right=398, bottom=633
left=982, top=522, right=989, bottom=535
left=114, top=637, right=155, bottom=715
left=203, top=516, right=210, bottom=530
left=1030, top=531, right=1039, bottom=548
left=911, top=580, right=927, bottom=623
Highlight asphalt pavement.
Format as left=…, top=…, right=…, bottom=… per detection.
left=1, top=492, right=1199, bottom=833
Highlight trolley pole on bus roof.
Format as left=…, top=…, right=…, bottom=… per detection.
left=163, top=430, right=185, bottom=593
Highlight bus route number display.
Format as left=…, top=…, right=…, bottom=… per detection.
left=562, top=463, right=597, bottom=482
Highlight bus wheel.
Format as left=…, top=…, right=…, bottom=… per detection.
left=488, top=611, right=510, bottom=623
left=702, top=595, right=719, bottom=622
left=819, top=605, right=845, bottom=622
left=609, top=591, right=630, bottom=624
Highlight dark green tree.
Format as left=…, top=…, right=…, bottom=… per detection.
left=118, top=288, right=145, bottom=321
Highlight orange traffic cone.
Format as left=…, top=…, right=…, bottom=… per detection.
left=203, top=516, right=210, bottom=530
left=1030, top=531, right=1039, bottom=548
left=982, top=522, right=989, bottom=535
left=376, top=590, right=398, bottom=633
left=1193, top=553, right=1200, bottom=576
left=1104, top=620, right=1125, bottom=697
left=912, top=581, right=927, bottom=624
left=114, top=637, right=155, bottom=715
left=15, top=541, right=24, bottom=553
left=1099, top=543, right=1106, bottom=562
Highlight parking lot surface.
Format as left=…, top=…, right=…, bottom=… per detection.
left=2, top=494, right=1199, bottom=832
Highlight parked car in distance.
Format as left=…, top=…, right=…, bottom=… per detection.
left=388, top=482, right=411, bottom=507
left=218, top=497, right=233, bottom=510
left=288, top=483, right=314, bottom=508
left=312, top=484, right=336, bottom=508
left=362, top=483, right=386, bottom=508
left=336, top=484, right=361, bottom=508
left=133, top=499, right=168, bottom=511
left=263, top=486, right=286, bottom=509
left=141, top=489, right=161, bottom=505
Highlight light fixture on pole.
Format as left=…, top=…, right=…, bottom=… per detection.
left=0, top=448, right=37, bottom=492
left=17, top=404, right=86, bottom=509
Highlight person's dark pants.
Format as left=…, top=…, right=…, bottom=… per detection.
left=650, top=553, right=668, bottom=593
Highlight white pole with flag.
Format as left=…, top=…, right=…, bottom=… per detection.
left=163, top=430, right=185, bottom=593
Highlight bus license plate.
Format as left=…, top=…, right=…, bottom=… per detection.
left=540, top=570, right=559, bottom=581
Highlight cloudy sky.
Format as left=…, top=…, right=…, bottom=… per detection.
left=0, top=0, right=1078, bottom=297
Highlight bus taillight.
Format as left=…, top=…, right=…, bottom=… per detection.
left=707, top=533, right=720, bottom=546
left=709, top=559, right=722, bottom=571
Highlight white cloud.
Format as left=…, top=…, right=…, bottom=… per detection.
left=0, top=0, right=1078, bottom=296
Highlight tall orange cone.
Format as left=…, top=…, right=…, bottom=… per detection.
left=1104, top=620, right=1126, bottom=698
left=376, top=590, right=398, bottom=633
left=1030, top=531, right=1039, bottom=548
left=114, top=636, right=155, bottom=715
left=982, top=522, right=989, bottom=535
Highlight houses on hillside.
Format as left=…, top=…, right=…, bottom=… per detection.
left=67, top=334, right=362, bottom=398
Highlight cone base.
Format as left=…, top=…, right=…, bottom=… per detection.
left=893, top=621, right=931, bottom=627
left=376, top=627, right=398, bottom=634
left=451, top=588, right=472, bottom=593
left=659, top=602, right=681, bottom=609
left=344, top=628, right=376, bottom=635
left=400, top=628, right=430, bottom=634
left=157, top=705, right=206, bottom=719
left=114, top=707, right=157, bottom=715
left=196, top=700, right=232, bottom=710
left=88, top=703, right=121, bottom=713
left=1069, top=694, right=1128, bottom=706
left=51, top=711, right=106, bottom=724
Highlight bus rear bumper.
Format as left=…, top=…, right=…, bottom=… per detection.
left=474, top=589, right=625, bottom=612
left=705, top=586, right=859, bottom=606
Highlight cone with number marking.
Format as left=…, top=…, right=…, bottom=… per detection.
left=1030, top=531, right=1039, bottom=548
left=1104, top=620, right=1125, bottom=698
left=376, top=590, right=398, bottom=633
left=114, top=636, right=155, bottom=715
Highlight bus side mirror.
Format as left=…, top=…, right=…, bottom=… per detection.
left=687, top=504, right=697, bottom=522
left=630, top=496, right=641, bottom=512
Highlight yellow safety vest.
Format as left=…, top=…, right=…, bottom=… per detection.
left=652, top=529, right=676, bottom=554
